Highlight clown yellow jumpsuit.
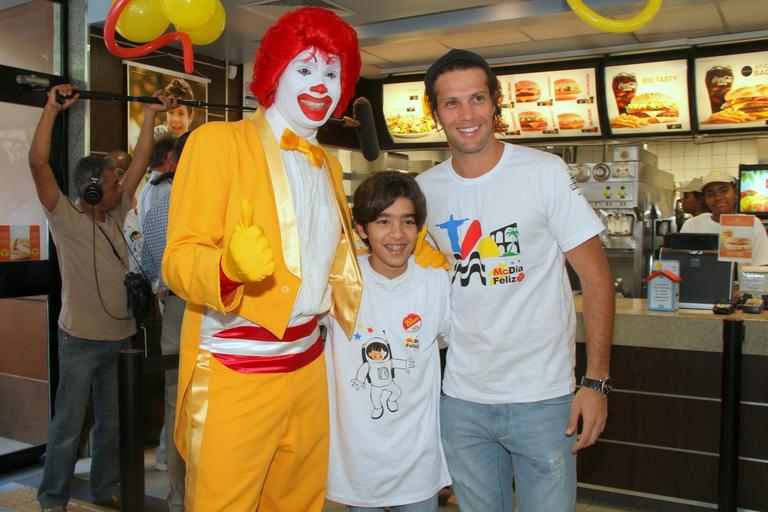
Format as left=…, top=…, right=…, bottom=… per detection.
left=163, top=109, right=361, bottom=512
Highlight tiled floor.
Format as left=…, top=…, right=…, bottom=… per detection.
left=0, top=448, right=713, bottom=511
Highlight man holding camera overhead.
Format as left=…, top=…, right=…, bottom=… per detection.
left=28, top=83, right=172, bottom=512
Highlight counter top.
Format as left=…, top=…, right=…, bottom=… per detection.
left=574, top=297, right=768, bottom=356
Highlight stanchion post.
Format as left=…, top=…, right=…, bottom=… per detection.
left=119, top=348, right=145, bottom=512
left=718, top=318, right=743, bottom=512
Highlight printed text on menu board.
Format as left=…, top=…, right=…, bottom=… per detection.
left=605, top=59, right=690, bottom=134
left=496, top=68, right=601, bottom=139
left=695, top=50, right=768, bottom=131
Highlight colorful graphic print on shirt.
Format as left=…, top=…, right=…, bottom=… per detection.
left=435, top=214, right=525, bottom=288
left=350, top=328, right=415, bottom=420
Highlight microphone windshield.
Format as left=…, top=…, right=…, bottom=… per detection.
left=352, top=97, right=380, bottom=162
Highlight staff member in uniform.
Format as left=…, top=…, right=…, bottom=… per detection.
left=681, top=169, right=768, bottom=265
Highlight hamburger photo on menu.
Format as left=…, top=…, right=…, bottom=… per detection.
left=554, top=78, right=581, bottom=101
left=518, top=111, right=548, bottom=131
left=558, top=113, right=585, bottom=130
left=515, top=80, right=541, bottom=103
left=702, top=84, right=768, bottom=124
left=610, top=92, right=679, bottom=128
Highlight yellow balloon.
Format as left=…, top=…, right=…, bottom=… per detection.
left=566, top=0, right=663, bottom=34
left=162, top=0, right=216, bottom=30
left=114, top=0, right=169, bottom=43
left=178, top=1, right=225, bottom=45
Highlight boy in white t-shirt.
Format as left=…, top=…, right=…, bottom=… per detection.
left=325, top=171, right=451, bottom=511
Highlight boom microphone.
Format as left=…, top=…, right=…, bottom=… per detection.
left=352, top=97, right=380, bottom=162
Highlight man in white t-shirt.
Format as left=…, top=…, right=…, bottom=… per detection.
left=416, top=49, right=615, bottom=512
left=681, top=169, right=768, bottom=265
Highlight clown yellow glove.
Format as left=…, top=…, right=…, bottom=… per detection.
left=414, top=226, right=450, bottom=270
left=221, top=200, right=276, bottom=283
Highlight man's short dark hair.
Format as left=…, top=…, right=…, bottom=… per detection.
left=74, top=156, right=114, bottom=200
left=352, top=171, right=427, bottom=244
left=150, top=135, right=176, bottom=169
left=424, top=48, right=502, bottom=124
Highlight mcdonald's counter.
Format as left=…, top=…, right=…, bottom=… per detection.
left=573, top=297, right=768, bottom=510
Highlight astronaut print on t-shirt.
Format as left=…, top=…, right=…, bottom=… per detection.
left=350, top=331, right=415, bottom=420
left=435, top=213, right=525, bottom=288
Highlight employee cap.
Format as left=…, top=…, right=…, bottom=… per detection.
left=678, top=178, right=703, bottom=193
left=701, top=170, right=736, bottom=190
left=424, top=49, right=494, bottom=92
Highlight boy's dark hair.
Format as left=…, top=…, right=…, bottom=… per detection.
left=424, top=48, right=502, bottom=125
left=74, top=156, right=114, bottom=200
left=164, top=78, right=194, bottom=101
left=352, top=171, right=427, bottom=243
left=150, top=135, right=176, bottom=169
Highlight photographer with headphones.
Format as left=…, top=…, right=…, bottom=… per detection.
left=28, top=83, right=174, bottom=512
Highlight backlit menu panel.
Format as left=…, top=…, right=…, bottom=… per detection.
left=497, top=67, right=601, bottom=139
left=695, top=50, right=768, bottom=131
left=382, top=81, right=445, bottom=144
left=604, top=59, right=691, bottom=134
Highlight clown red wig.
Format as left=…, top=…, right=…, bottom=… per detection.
left=250, top=7, right=361, bottom=118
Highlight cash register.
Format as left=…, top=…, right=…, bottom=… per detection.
left=658, top=233, right=734, bottom=309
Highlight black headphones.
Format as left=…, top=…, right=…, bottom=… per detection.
left=83, top=164, right=103, bottom=205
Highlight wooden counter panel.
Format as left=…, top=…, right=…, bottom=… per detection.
left=576, top=345, right=768, bottom=403
left=599, top=393, right=768, bottom=459
left=578, top=443, right=768, bottom=510
left=578, top=442, right=718, bottom=503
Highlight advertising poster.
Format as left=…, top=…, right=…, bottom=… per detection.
left=382, top=82, right=445, bottom=144
left=126, top=62, right=209, bottom=153
left=0, top=103, right=49, bottom=261
left=739, top=167, right=768, bottom=213
left=0, top=225, right=41, bottom=262
left=497, top=68, right=601, bottom=139
left=718, top=214, right=754, bottom=262
left=695, top=50, right=768, bottom=131
left=605, top=59, right=691, bottom=134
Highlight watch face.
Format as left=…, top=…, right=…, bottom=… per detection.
left=601, top=378, right=614, bottom=395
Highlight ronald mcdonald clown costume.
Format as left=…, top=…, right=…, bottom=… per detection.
left=162, top=7, right=362, bottom=511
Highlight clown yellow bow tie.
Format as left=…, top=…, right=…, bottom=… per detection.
left=279, top=129, right=325, bottom=168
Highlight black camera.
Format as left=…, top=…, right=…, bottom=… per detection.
left=124, top=271, right=153, bottom=320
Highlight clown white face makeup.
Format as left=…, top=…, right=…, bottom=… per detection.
left=273, top=47, right=342, bottom=138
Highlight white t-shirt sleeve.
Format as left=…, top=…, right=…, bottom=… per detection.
left=544, top=159, right=604, bottom=252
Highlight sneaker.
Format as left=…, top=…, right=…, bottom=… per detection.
left=155, top=462, right=168, bottom=471
left=93, top=494, right=120, bottom=510
left=371, top=406, right=384, bottom=419
left=386, top=399, right=399, bottom=412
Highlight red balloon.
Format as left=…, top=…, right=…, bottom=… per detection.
left=104, top=0, right=195, bottom=74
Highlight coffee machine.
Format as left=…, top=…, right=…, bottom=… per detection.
left=569, top=146, right=676, bottom=297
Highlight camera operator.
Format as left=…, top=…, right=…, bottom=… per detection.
left=29, top=83, right=173, bottom=512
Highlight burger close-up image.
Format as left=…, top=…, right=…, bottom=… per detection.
left=515, top=80, right=541, bottom=103
left=518, top=110, right=548, bottom=131
left=554, top=78, right=581, bottom=101
left=557, top=112, right=585, bottom=130
left=625, top=92, right=679, bottom=123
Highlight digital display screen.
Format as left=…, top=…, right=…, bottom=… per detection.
left=695, top=50, right=768, bottom=131
left=604, top=59, right=691, bottom=135
left=739, top=165, right=768, bottom=216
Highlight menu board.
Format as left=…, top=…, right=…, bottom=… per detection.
left=695, top=50, right=768, bottom=131
left=382, top=82, right=445, bottom=144
left=604, top=59, right=690, bottom=134
left=381, top=67, right=601, bottom=143
left=497, top=68, right=601, bottom=138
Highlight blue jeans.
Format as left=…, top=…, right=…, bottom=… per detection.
left=347, top=494, right=437, bottom=512
left=37, top=329, right=131, bottom=508
left=440, top=394, right=576, bottom=512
